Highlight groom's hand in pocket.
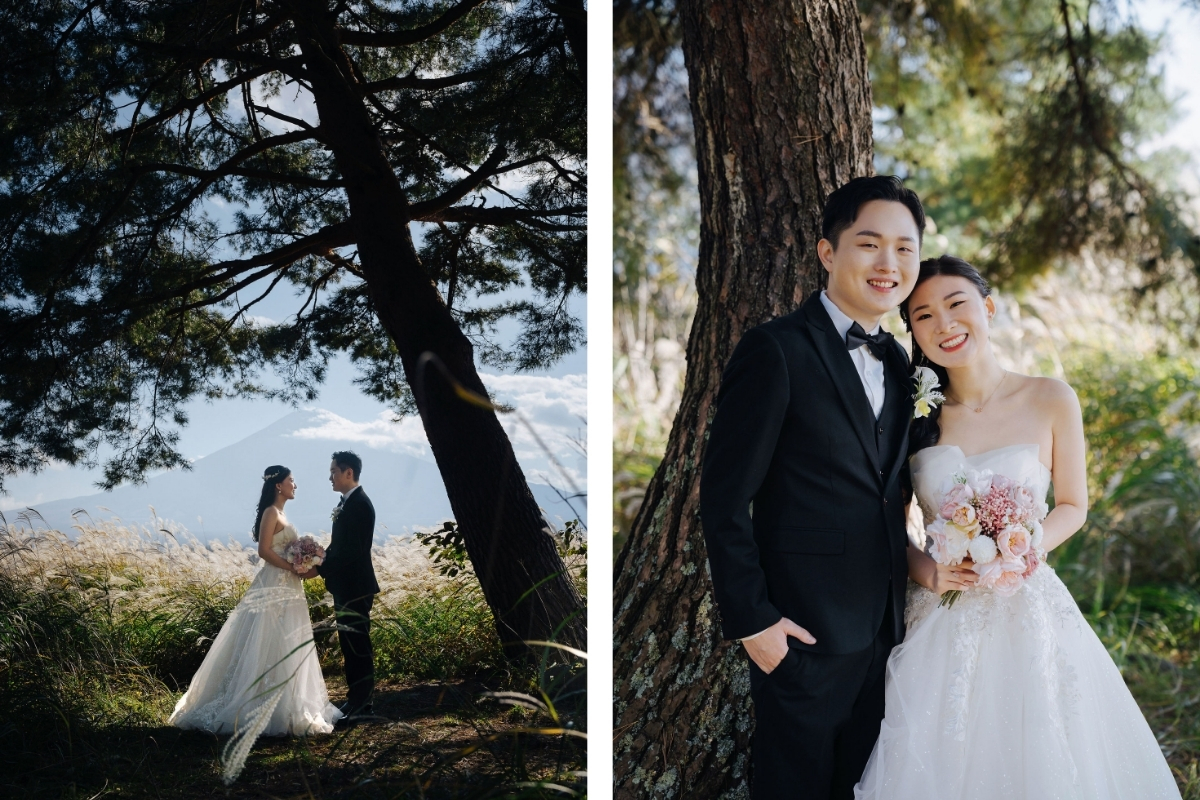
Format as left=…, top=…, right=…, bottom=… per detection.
left=742, top=617, right=816, bottom=673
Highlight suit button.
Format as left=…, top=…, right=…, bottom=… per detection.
left=878, top=426, right=884, bottom=435
left=883, top=499, right=888, bottom=505
left=879, top=470, right=884, bottom=477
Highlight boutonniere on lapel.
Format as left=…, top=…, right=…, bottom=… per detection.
left=912, top=366, right=946, bottom=420
left=331, top=500, right=344, bottom=523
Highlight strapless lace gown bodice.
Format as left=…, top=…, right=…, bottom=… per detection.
left=855, top=445, right=1180, bottom=800
left=169, top=524, right=341, bottom=773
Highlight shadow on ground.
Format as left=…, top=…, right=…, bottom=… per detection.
left=1, top=677, right=583, bottom=799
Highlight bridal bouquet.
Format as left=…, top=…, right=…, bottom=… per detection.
left=283, top=536, right=325, bottom=574
left=927, top=469, right=1048, bottom=607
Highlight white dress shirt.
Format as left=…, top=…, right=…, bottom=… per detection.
left=739, top=292, right=887, bottom=643
left=819, top=290, right=886, bottom=419
left=341, top=485, right=361, bottom=502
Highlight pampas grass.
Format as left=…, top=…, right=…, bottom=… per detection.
left=0, top=515, right=585, bottom=797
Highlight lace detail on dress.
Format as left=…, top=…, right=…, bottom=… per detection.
left=904, top=580, right=939, bottom=629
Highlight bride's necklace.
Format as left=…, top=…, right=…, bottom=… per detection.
left=948, top=369, right=1008, bottom=413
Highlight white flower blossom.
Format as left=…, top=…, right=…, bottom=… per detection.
left=912, top=366, right=946, bottom=420
left=967, top=534, right=999, bottom=564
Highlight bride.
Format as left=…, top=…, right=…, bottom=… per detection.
left=855, top=257, right=1181, bottom=799
left=169, top=465, right=342, bottom=778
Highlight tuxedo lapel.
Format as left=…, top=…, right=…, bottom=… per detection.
left=882, top=345, right=912, bottom=488
left=802, top=295, right=880, bottom=470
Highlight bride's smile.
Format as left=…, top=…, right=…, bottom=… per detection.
left=277, top=474, right=298, bottom=502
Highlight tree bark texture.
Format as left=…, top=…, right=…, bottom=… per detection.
left=612, top=1, right=874, bottom=796
left=289, top=2, right=585, bottom=656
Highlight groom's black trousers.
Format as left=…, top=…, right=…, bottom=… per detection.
left=334, top=593, right=374, bottom=712
left=747, top=590, right=898, bottom=800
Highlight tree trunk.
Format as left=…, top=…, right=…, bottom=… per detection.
left=289, top=3, right=585, bottom=656
left=612, top=1, right=873, bottom=796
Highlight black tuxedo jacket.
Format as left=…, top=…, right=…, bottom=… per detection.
left=318, top=487, right=381, bottom=600
left=699, top=293, right=913, bottom=654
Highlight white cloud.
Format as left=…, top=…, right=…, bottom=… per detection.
left=289, top=408, right=430, bottom=458
left=0, top=495, right=45, bottom=512
left=285, top=372, right=587, bottom=489
left=483, top=372, right=587, bottom=490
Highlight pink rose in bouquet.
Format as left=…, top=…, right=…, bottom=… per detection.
left=283, top=535, right=326, bottom=574
left=950, top=503, right=977, bottom=529
left=939, top=483, right=975, bottom=518
left=995, top=524, right=1032, bottom=561
left=991, top=564, right=1027, bottom=597
left=1010, top=483, right=1037, bottom=512
left=1022, top=548, right=1042, bottom=579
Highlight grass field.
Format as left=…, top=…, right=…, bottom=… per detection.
left=0, top=519, right=585, bottom=798
left=1055, top=565, right=1200, bottom=797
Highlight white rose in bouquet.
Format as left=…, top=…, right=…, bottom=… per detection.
left=941, top=523, right=972, bottom=565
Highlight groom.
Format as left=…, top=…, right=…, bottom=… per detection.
left=700, top=176, right=923, bottom=798
left=308, top=450, right=380, bottom=721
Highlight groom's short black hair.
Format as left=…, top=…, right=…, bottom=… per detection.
left=332, top=450, right=362, bottom=481
left=822, top=175, right=925, bottom=250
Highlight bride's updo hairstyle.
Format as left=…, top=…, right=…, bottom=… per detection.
left=898, top=255, right=992, bottom=456
left=253, top=465, right=291, bottom=541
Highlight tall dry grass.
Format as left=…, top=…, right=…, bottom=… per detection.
left=0, top=515, right=586, bottom=796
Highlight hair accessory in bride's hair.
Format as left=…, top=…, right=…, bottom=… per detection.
left=263, top=470, right=286, bottom=482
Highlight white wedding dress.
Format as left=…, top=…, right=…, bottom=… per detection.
left=855, top=444, right=1181, bottom=799
left=169, top=524, right=341, bottom=775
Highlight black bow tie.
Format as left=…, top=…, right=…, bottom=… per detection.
left=845, top=321, right=893, bottom=361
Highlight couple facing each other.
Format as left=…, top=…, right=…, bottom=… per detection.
left=699, top=176, right=1181, bottom=799
left=169, top=450, right=380, bottom=744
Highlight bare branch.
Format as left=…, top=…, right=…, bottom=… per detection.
left=337, top=0, right=491, bottom=47
left=420, top=205, right=585, bottom=231
left=133, top=221, right=354, bottom=311
left=135, top=162, right=345, bottom=189
left=131, top=128, right=320, bottom=219
left=110, top=65, right=274, bottom=140
left=406, top=143, right=508, bottom=219
left=364, top=69, right=488, bottom=92
left=250, top=102, right=316, bottom=131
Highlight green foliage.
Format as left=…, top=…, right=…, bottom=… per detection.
left=419, top=520, right=473, bottom=578
left=371, top=582, right=506, bottom=681
left=0, top=0, right=585, bottom=489
left=862, top=0, right=1200, bottom=299
left=1052, top=350, right=1200, bottom=589
left=419, top=518, right=588, bottom=586
left=556, top=518, right=587, bottom=578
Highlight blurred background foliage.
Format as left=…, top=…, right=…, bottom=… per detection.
left=616, top=0, right=1200, bottom=788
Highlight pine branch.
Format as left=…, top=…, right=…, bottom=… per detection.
left=422, top=205, right=585, bottom=230
left=406, top=143, right=509, bottom=219
left=133, top=162, right=345, bottom=189
left=337, top=0, right=491, bottom=47
left=110, top=65, right=276, bottom=140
